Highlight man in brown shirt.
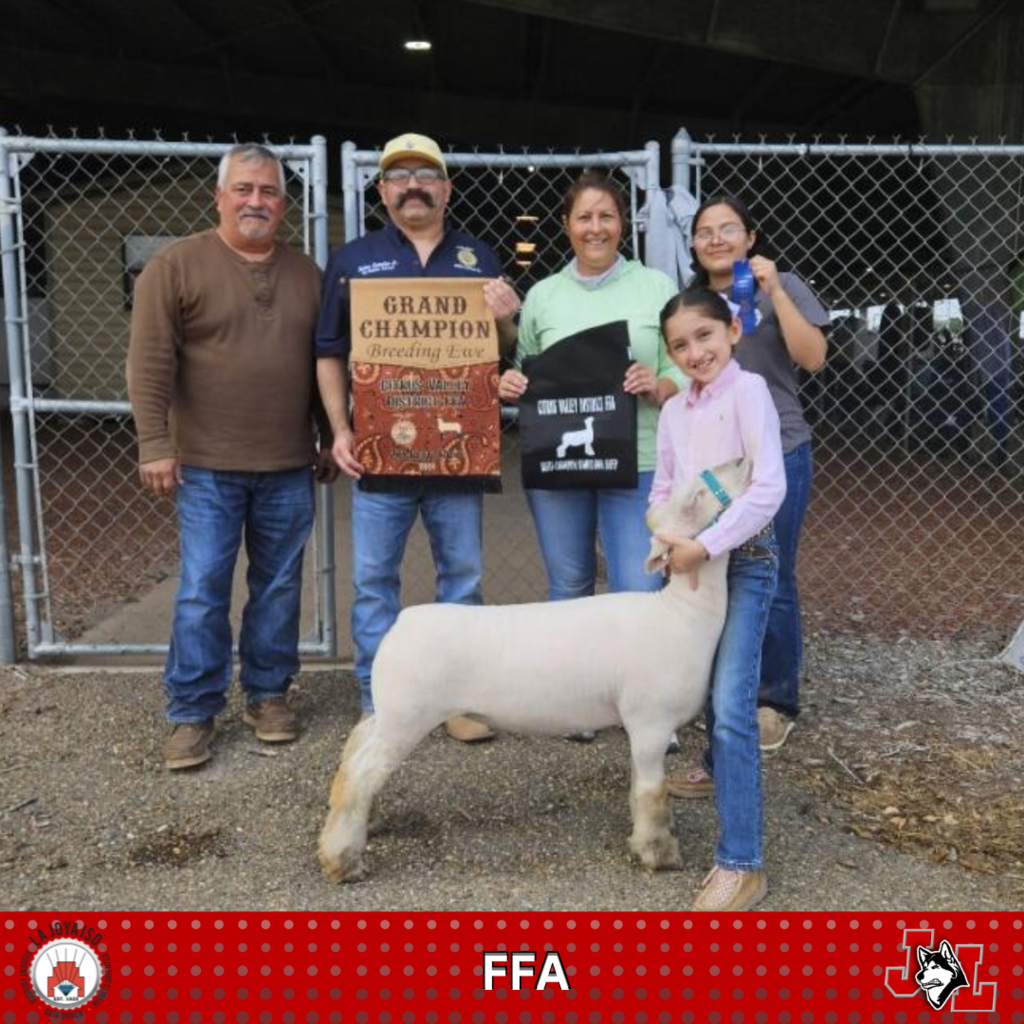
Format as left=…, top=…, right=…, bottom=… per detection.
left=128, top=142, right=334, bottom=770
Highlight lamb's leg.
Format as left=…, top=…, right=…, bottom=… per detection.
left=318, top=715, right=430, bottom=883
left=328, top=716, right=373, bottom=810
left=624, top=722, right=680, bottom=871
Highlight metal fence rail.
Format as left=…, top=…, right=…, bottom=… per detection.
left=674, top=131, right=1024, bottom=640
left=0, top=132, right=334, bottom=657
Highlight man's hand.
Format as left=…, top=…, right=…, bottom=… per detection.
left=484, top=278, right=521, bottom=357
left=331, top=426, right=364, bottom=479
left=139, top=457, right=182, bottom=499
left=315, top=448, right=340, bottom=483
left=483, top=278, right=520, bottom=323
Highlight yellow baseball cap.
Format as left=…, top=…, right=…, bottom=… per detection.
left=379, top=133, right=447, bottom=177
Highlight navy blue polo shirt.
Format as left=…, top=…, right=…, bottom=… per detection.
left=315, top=220, right=503, bottom=360
left=316, top=219, right=505, bottom=493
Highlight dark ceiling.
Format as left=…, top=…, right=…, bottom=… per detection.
left=0, top=0, right=1015, bottom=153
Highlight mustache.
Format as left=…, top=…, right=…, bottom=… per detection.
left=241, top=209, right=270, bottom=219
left=397, top=189, right=435, bottom=208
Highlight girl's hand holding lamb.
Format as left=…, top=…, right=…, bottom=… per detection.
left=655, top=534, right=710, bottom=591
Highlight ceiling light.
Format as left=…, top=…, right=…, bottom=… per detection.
left=515, top=242, right=537, bottom=254
left=515, top=214, right=539, bottom=223
left=404, top=40, right=432, bottom=51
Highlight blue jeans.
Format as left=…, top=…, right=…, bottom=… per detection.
left=352, top=485, right=483, bottom=713
left=703, top=533, right=779, bottom=870
left=164, top=465, right=315, bottom=723
left=758, top=442, right=812, bottom=719
left=525, top=471, right=661, bottom=600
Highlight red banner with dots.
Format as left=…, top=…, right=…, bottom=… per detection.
left=2, top=913, right=1016, bottom=1021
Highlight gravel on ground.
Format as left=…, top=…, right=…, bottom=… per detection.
left=1, top=634, right=1021, bottom=912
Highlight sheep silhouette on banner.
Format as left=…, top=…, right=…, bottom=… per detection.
left=517, top=320, right=637, bottom=490
left=556, top=416, right=595, bottom=458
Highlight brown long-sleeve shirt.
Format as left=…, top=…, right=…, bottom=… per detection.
left=127, top=229, right=322, bottom=471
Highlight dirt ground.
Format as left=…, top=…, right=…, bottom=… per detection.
left=1, top=632, right=1022, bottom=913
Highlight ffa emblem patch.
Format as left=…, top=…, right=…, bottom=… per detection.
left=456, top=247, right=478, bottom=268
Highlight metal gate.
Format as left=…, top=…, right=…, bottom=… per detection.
left=0, top=131, right=335, bottom=658
left=673, top=131, right=1024, bottom=642
left=2, top=129, right=1021, bottom=657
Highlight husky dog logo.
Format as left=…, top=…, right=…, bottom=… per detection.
left=915, top=940, right=970, bottom=1010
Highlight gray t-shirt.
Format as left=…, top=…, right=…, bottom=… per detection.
left=733, top=271, right=829, bottom=453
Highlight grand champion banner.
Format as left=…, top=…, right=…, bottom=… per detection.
left=1, top=911, right=1013, bottom=1019
left=349, top=278, right=501, bottom=482
left=518, top=321, right=638, bottom=490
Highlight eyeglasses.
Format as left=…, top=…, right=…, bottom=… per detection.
left=381, top=167, right=446, bottom=184
left=693, top=223, right=746, bottom=244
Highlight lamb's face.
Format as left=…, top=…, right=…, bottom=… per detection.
left=644, top=458, right=753, bottom=573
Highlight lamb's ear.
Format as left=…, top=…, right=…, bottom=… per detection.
left=644, top=540, right=669, bottom=575
left=645, top=505, right=671, bottom=574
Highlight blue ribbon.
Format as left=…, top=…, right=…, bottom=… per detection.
left=730, top=259, right=758, bottom=335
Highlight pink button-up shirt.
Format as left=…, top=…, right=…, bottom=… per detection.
left=649, top=359, right=786, bottom=560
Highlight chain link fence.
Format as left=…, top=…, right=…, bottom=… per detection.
left=335, top=144, right=661, bottom=645
left=675, top=134, right=1024, bottom=642
left=2, top=130, right=1022, bottom=658
left=0, top=132, right=333, bottom=656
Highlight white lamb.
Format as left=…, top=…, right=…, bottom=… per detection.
left=318, top=458, right=752, bottom=883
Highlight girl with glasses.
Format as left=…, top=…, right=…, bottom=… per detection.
left=668, top=194, right=828, bottom=772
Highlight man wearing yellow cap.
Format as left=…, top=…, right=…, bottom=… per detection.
left=316, top=132, right=519, bottom=742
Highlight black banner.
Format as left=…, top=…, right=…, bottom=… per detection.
left=518, top=321, right=638, bottom=490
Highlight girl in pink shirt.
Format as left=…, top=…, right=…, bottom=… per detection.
left=651, top=286, right=786, bottom=912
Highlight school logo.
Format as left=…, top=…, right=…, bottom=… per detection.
left=455, top=246, right=479, bottom=269
left=915, top=941, right=969, bottom=1010
left=28, top=938, right=105, bottom=1011
left=17, top=922, right=112, bottom=1016
left=885, top=928, right=996, bottom=1012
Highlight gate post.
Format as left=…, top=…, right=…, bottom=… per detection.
left=310, top=134, right=337, bottom=658
left=672, top=128, right=694, bottom=194
left=341, top=141, right=360, bottom=244
left=0, top=128, right=40, bottom=657
left=0, top=413, right=14, bottom=662
left=0, top=128, right=14, bottom=660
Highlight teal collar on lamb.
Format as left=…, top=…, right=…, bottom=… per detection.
left=700, top=469, right=733, bottom=513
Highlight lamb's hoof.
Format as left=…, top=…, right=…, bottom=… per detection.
left=318, top=845, right=367, bottom=884
left=629, top=834, right=681, bottom=871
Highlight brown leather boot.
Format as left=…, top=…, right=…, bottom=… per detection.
left=162, top=721, right=215, bottom=770
left=243, top=696, right=299, bottom=742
